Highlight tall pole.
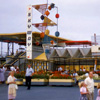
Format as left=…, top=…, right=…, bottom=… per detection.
left=1, top=42, right=3, bottom=57
left=94, top=33, right=96, bottom=46
left=94, top=33, right=97, bottom=71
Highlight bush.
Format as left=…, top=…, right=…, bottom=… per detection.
left=51, top=74, right=72, bottom=79
left=14, top=73, right=25, bottom=79
left=32, top=74, right=49, bottom=79
left=77, top=71, right=88, bottom=76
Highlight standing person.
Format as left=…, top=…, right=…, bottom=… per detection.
left=73, top=70, right=78, bottom=85
left=96, top=83, right=100, bottom=100
left=10, top=66, right=16, bottom=72
left=80, top=81, right=89, bottom=100
left=7, top=71, right=18, bottom=100
left=84, top=71, right=94, bottom=100
left=58, top=66, right=63, bottom=71
left=0, top=66, right=6, bottom=83
left=83, top=68, right=86, bottom=72
left=25, top=65, right=34, bottom=90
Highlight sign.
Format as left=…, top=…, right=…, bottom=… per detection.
left=91, top=45, right=100, bottom=56
left=26, top=5, right=33, bottom=59
left=91, top=45, right=100, bottom=53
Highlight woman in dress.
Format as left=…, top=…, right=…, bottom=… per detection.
left=96, top=83, right=100, bottom=100
left=7, top=71, right=18, bottom=100
left=80, top=81, right=89, bottom=100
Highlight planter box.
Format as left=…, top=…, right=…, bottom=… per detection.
left=49, top=79, right=75, bottom=86
left=15, top=79, right=23, bottom=85
left=23, top=79, right=49, bottom=86
left=94, top=80, right=100, bottom=87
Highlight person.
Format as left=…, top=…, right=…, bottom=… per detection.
left=10, top=66, right=16, bottom=72
left=14, top=65, right=19, bottom=73
left=73, top=71, right=78, bottom=85
left=73, top=71, right=78, bottom=77
left=16, top=49, right=18, bottom=54
left=5, top=66, right=11, bottom=82
left=0, top=66, right=6, bottom=83
left=80, top=81, right=89, bottom=100
left=80, top=68, right=82, bottom=71
left=3, top=65, right=7, bottom=72
left=84, top=71, right=94, bottom=100
left=93, top=72, right=99, bottom=78
left=7, top=71, right=18, bottom=100
left=64, top=69, right=68, bottom=74
left=96, top=83, right=100, bottom=100
left=83, top=68, right=86, bottom=72
left=85, top=72, right=89, bottom=77
left=16, top=67, right=19, bottom=73
left=58, top=66, right=63, bottom=71
left=25, top=65, right=34, bottom=90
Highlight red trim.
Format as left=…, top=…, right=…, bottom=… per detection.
left=59, top=41, right=92, bottom=45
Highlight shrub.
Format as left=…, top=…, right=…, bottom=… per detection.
left=32, top=74, right=49, bottom=79
left=51, top=74, right=72, bottom=79
left=77, top=71, right=88, bottom=76
left=14, top=73, right=25, bottom=79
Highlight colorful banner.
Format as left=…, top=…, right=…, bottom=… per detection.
left=26, top=5, right=33, bottom=59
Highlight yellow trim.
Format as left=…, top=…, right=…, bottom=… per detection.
left=23, top=79, right=48, bottom=82
left=0, top=32, right=40, bottom=36
left=49, top=79, right=74, bottom=82
left=0, top=32, right=71, bottom=41
left=31, top=79, right=48, bottom=82
left=16, top=81, right=23, bottom=85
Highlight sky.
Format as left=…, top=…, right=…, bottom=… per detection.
left=0, top=0, right=100, bottom=41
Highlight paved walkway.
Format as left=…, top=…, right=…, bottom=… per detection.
left=0, top=84, right=97, bottom=100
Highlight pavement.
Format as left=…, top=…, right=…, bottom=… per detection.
left=0, top=84, right=98, bottom=100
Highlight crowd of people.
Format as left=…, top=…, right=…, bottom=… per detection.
left=0, top=64, right=34, bottom=100
left=0, top=65, right=19, bottom=84
left=1, top=65, right=100, bottom=100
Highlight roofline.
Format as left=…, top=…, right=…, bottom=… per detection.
left=0, top=32, right=71, bottom=41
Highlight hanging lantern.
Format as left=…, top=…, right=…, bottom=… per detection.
left=40, top=15, right=44, bottom=20
left=35, top=5, right=40, bottom=10
left=36, top=41, right=39, bottom=46
left=45, top=10, right=50, bottom=16
left=35, top=24, right=39, bottom=27
left=50, top=40, right=54, bottom=44
left=48, top=6, right=51, bottom=10
left=45, top=49, right=50, bottom=54
left=40, top=32, right=45, bottom=38
left=55, top=31, right=60, bottom=37
left=50, top=3, right=55, bottom=8
left=55, top=14, right=60, bottom=18
left=45, top=29, right=50, bottom=35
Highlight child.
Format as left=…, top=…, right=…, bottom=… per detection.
left=96, top=83, right=100, bottom=100
left=80, top=81, right=88, bottom=100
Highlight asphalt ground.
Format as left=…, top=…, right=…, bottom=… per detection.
left=0, top=84, right=98, bottom=100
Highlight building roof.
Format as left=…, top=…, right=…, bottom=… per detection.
left=0, top=32, right=71, bottom=45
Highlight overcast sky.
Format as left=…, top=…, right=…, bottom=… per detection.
left=0, top=0, right=100, bottom=41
